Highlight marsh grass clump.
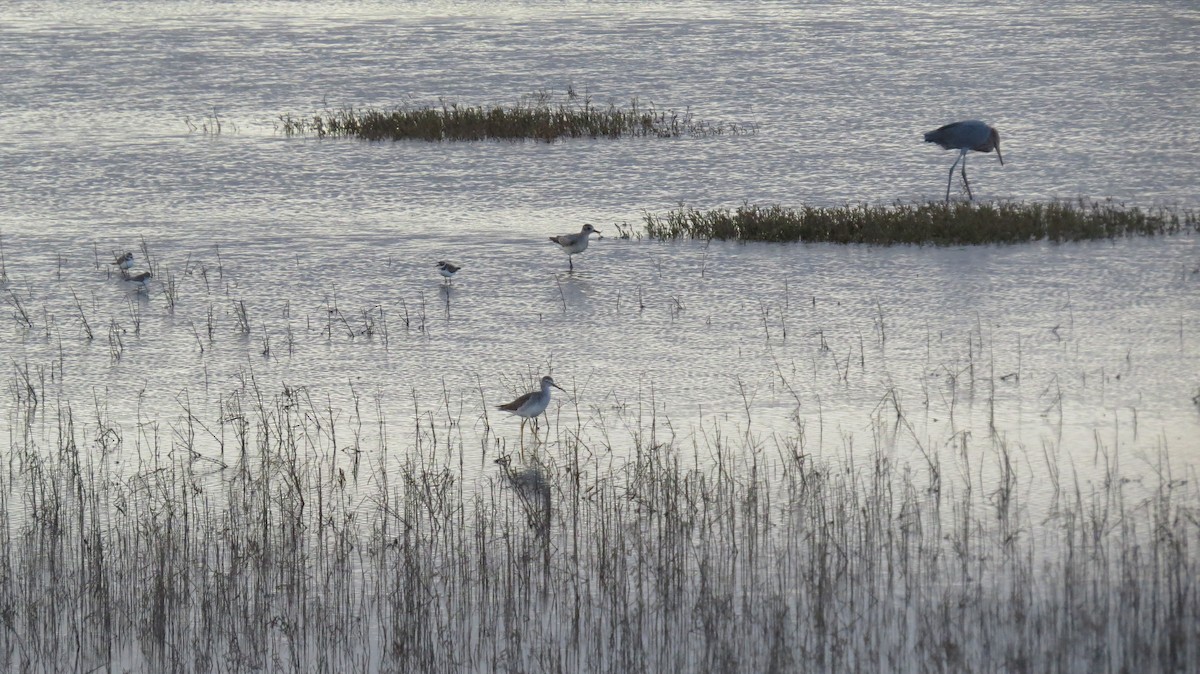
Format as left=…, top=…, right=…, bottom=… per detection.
left=279, top=93, right=754, bottom=142
left=643, top=200, right=1199, bottom=245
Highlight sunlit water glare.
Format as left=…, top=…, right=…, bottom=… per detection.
left=2, top=2, right=1199, bottom=671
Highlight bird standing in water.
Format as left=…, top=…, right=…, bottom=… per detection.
left=436, top=260, right=461, bottom=284
left=111, top=252, right=135, bottom=270
left=121, top=268, right=152, bottom=289
left=549, top=224, right=600, bottom=272
left=924, top=120, right=1003, bottom=202
left=497, top=375, right=566, bottom=455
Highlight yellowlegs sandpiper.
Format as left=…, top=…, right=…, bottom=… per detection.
left=436, top=260, right=461, bottom=284
left=497, top=375, right=565, bottom=454
left=549, top=224, right=600, bottom=271
left=111, top=252, right=135, bottom=270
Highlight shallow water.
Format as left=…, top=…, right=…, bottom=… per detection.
left=1, top=0, right=1198, bottom=492
left=2, top=3, right=1200, bottom=672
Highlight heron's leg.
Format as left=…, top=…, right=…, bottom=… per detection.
left=960, top=152, right=973, bottom=200
left=945, top=152, right=963, bottom=203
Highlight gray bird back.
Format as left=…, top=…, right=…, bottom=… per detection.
left=924, top=120, right=992, bottom=150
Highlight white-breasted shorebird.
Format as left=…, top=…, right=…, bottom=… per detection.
left=111, top=252, right=135, bottom=270
left=549, top=224, right=600, bottom=271
left=436, top=260, right=461, bottom=284
left=497, top=375, right=565, bottom=454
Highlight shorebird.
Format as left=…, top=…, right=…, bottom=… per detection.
left=436, top=260, right=461, bottom=284
left=496, top=375, right=565, bottom=454
left=923, top=120, right=1004, bottom=202
left=121, top=269, right=152, bottom=289
left=111, top=252, right=135, bottom=270
left=549, top=223, right=600, bottom=271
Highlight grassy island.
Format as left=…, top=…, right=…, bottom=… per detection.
left=279, top=94, right=753, bottom=142
left=639, top=200, right=1198, bottom=245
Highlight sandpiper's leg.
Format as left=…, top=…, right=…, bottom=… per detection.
left=518, top=418, right=526, bottom=457
left=568, top=255, right=574, bottom=272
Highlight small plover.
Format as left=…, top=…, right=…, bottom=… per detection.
left=436, top=260, right=461, bottom=284
left=121, top=269, right=152, bottom=288
left=111, top=252, right=135, bottom=270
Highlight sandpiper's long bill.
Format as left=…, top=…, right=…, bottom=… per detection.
left=111, top=252, right=135, bottom=270
left=436, top=260, right=461, bottom=283
left=549, top=224, right=600, bottom=271
left=497, top=375, right=566, bottom=454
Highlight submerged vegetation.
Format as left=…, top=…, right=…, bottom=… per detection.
left=2, top=369, right=1198, bottom=672
left=0, top=226, right=1195, bottom=672
left=0, top=222, right=1196, bottom=673
left=641, top=200, right=1199, bottom=245
left=278, top=92, right=755, bottom=142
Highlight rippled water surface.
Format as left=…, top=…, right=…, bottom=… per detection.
left=2, top=2, right=1200, bottom=671
left=1, top=0, right=1198, bottom=486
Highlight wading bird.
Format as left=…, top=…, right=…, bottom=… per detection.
left=924, top=120, right=1003, bottom=202
left=549, top=224, right=600, bottom=272
left=436, top=260, right=461, bottom=284
left=497, top=375, right=565, bottom=455
left=121, top=268, right=152, bottom=289
left=111, top=252, right=135, bottom=270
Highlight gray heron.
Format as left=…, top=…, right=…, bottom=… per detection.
left=924, top=120, right=1003, bottom=202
